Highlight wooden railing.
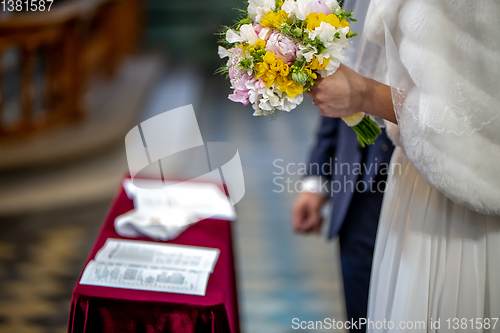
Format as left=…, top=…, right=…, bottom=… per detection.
left=0, top=0, right=140, bottom=138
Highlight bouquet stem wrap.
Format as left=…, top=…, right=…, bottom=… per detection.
left=342, top=112, right=382, bottom=147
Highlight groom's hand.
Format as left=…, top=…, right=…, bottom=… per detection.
left=292, top=192, right=328, bottom=234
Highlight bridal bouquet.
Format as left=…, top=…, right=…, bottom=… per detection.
left=218, top=0, right=382, bottom=146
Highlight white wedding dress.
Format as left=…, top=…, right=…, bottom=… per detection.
left=359, top=0, right=500, bottom=332
left=369, top=140, right=500, bottom=332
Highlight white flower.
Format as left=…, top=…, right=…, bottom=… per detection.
left=218, top=46, right=230, bottom=59
left=248, top=80, right=267, bottom=114
left=226, top=29, right=243, bottom=44
left=257, top=84, right=280, bottom=111
left=323, top=0, right=339, bottom=12
left=225, top=24, right=259, bottom=45
left=317, top=46, right=345, bottom=77
left=283, top=0, right=338, bottom=20
left=248, top=79, right=304, bottom=115
left=281, top=93, right=303, bottom=112
left=258, top=27, right=272, bottom=41
left=308, top=21, right=337, bottom=46
left=240, top=24, right=259, bottom=44
left=336, top=26, right=350, bottom=47
left=282, top=0, right=312, bottom=20
left=308, top=24, right=350, bottom=48
left=248, top=0, right=276, bottom=22
left=297, top=44, right=317, bottom=62
left=252, top=108, right=264, bottom=116
left=318, top=42, right=342, bottom=61
left=318, top=56, right=342, bottom=77
left=306, top=24, right=351, bottom=77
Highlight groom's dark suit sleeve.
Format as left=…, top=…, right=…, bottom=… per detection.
left=307, top=117, right=340, bottom=182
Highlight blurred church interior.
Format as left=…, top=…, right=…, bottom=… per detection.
left=0, top=1, right=347, bottom=332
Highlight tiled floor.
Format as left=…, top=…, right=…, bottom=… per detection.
left=0, top=64, right=347, bottom=333
left=0, top=202, right=110, bottom=333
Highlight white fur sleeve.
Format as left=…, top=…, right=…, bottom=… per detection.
left=368, top=0, right=500, bottom=215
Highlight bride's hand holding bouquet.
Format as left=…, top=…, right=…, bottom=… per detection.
left=307, top=64, right=396, bottom=125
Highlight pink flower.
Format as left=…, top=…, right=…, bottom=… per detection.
left=229, top=71, right=254, bottom=106
left=231, top=72, right=251, bottom=91
left=310, top=0, right=331, bottom=15
left=226, top=48, right=243, bottom=80
left=253, top=23, right=265, bottom=35
left=229, top=66, right=240, bottom=81
left=265, top=31, right=299, bottom=65
left=228, top=89, right=251, bottom=106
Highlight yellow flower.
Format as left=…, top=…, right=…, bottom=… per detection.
left=274, top=75, right=296, bottom=97
left=255, top=53, right=278, bottom=88
left=264, top=73, right=277, bottom=88
left=256, top=51, right=293, bottom=90
left=256, top=68, right=276, bottom=88
left=274, top=75, right=303, bottom=98
left=279, top=63, right=290, bottom=77
left=254, top=39, right=266, bottom=49
left=255, top=61, right=269, bottom=74
left=309, top=56, right=330, bottom=70
left=306, top=13, right=321, bottom=31
left=270, top=58, right=283, bottom=72
left=263, top=51, right=276, bottom=64
left=285, top=81, right=304, bottom=98
left=306, top=12, right=341, bottom=31
left=272, top=58, right=290, bottom=76
left=323, top=13, right=340, bottom=28
left=339, top=18, right=350, bottom=28
left=304, top=67, right=318, bottom=80
left=239, top=43, right=252, bottom=55
left=261, top=10, right=288, bottom=29
left=274, top=75, right=289, bottom=92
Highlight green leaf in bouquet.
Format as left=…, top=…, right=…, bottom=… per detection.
left=240, top=58, right=253, bottom=69
left=315, top=38, right=326, bottom=52
left=281, top=23, right=292, bottom=35
left=291, top=71, right=308, bottom=85
left=293, top=27, right=303, bottom=38
left=346, top=31, right=358, bottom=39
left=214, top=65, right=230, bottom=78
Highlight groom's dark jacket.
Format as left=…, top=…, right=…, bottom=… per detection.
left=307, top=116, right=394, bottom=238
left=306, top=116, right=394, bottom=331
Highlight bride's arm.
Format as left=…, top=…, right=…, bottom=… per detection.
left=307, top=64, right=397, bottom=124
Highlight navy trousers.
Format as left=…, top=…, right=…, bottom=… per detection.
left=337, top=188, right=384, bottom=333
